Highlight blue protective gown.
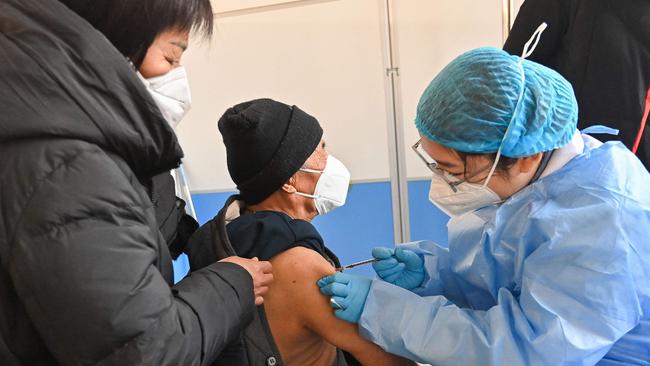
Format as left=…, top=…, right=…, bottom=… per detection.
left=359, top=139, right=650, bottom=365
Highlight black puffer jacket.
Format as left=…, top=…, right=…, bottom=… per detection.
left=0, top=0, right=255, bottom=364
left=504, top=0, right=650, bottom=169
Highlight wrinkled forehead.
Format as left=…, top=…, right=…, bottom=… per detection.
left=303, top=139, right=328, bottom=169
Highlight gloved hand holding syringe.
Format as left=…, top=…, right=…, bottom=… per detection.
left=335, top=258, right=379, bottom=272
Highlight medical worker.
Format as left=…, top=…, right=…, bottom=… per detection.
left=318, top=25, right=650, bottom=365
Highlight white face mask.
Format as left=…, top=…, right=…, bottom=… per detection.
left=428, top=170, right=502, bottom=217
left=139, top=66, right=192, bottom=129
left=294, top=155, right=351, bottom=215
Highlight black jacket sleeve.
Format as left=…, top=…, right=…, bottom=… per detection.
left=185, top=219, right=222, bottom=272
left=8, top=146, right=255, bottom=365
left=148, top=171, right=199, bottom=259
left=503, top=0, right=570, bottom=64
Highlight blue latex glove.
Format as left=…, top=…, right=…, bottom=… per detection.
left=371, top=246, right=425, bottom=290
left=317, top=273, right=372, bottom=324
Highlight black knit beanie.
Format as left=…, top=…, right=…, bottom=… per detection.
left=218, top=98, right=323, bottom=204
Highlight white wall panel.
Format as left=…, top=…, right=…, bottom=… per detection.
left=514, top=0, right=525, bottom=14
left=392, top=1, right=504, bottom=179
left=178, top=0, right=390, bottom=191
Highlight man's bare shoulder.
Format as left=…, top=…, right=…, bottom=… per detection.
left=265, top=247, right=337, bottom=337
left=264, top=247, right=339, bottom=365
left=270, top=246, right=335, bottom=283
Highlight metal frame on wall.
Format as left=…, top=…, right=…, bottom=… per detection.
left=379, top=0, right=410, bottom=244
left=502, top=0, right=515, bottom=42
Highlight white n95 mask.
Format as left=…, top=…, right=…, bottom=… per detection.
left=139, top=66, right=192, bottom=129
left=295, top=155, right=351, bottom=215
left=428, top=169, right=502, bottom=218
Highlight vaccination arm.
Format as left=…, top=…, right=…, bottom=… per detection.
left=273, top=247, right=416, bottom=366
left=503, top=0, right=569, bottom=63
left=358, top=236, right=643, bottom=365
left=9, top=149, right=256, bottom=366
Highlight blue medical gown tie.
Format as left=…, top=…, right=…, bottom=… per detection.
left=359, top=141, right=650, bottom=365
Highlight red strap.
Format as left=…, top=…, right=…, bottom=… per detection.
left=632, top=86, right=650, bottom=154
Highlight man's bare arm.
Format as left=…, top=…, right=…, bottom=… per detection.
left=272, top=247, right=416, bottom=366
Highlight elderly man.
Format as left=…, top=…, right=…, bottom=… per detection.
left=186, top=98, right=415, bottom=366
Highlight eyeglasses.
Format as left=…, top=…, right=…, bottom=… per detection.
left=411, top=139, right=494, bottom=192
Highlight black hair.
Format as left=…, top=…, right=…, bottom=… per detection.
left=455, top=151, right=518, bottom=178
left=58, top=0, right=213, bottom=67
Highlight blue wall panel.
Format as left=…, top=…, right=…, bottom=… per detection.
left=173, top=180, right=449, bottom=282
left=193, top=191, right=237, bottom=224
left=173, top=191, right=235, bottom=283
left=312, top=182, right=393, bottom=276
left=407, top=179, right=449, bottom=246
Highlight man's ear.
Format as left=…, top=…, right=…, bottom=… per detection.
left=517, top=152, right=544, bottom=174
left=282, top=176, right=297, bottom=193
left=282, top=183, right=297, bottom=193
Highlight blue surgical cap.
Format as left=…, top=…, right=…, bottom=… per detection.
left=415, top=47, right=578, bottom=157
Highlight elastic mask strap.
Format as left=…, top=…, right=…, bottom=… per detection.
left=482, top=152, right=501, bottom=187
left=521, top=23, right=548, bottom=59
left=295, top=167, right=322, bottom=199
left=485, top=22, right=548, bottom=188
left=294, top=191, right=317, bottom=199
left=530, top=150, right=554, bottom=183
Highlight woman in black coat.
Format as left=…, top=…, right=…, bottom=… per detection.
left=0, top=0, right=272, bottom=364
